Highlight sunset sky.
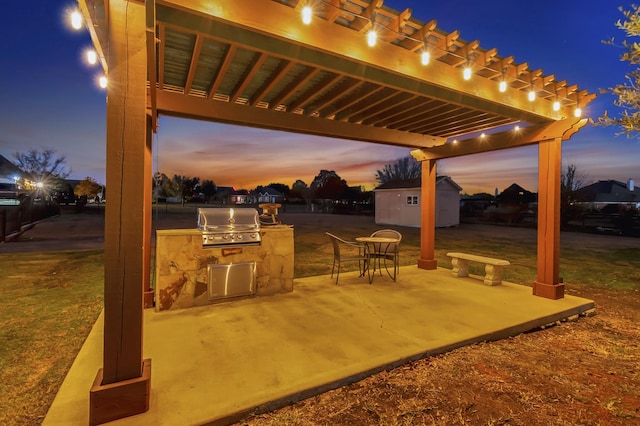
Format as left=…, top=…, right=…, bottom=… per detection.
left=1, top=1, right=639, bottom=195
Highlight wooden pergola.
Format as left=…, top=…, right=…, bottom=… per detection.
left=76, top=0, right=594, bottom=423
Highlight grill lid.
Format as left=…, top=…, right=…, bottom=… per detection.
left=197, top=208, right=260, bottom=232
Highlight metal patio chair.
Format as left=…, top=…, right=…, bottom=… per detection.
left=369, top=229, right=402, bottom=281
left=326, top=232, right=368, bottom=285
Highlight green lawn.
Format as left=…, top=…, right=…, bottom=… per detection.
left=1, top=219, right=639, bottom=425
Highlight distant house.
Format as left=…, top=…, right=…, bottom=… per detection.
left=574, top=179, right=640, bottom=209
left=214, top=186, right=249, bottom=204
left=249, top=186, right=285, bottom=204
left=230, top=189, right=249, bottom=204
left=0, top=154, right=29, bottom=186
left=374, top=176, right=462, bottom=228
left=0, top=155, right=29, bottom=204
left=496, top=183, right=536, bottom=206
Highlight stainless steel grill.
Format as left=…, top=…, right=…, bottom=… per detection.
left=197, top=207, right=261, bottom=247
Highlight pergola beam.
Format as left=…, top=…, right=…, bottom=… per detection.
left=410, top=117, right=588, bottom=161
left=157, top=90, right=446, bottom=148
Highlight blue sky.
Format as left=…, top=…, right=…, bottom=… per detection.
left=1, top=1, right=639, bottom=194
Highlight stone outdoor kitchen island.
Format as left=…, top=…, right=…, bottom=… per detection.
left=155, top=225, right=294, bottom=311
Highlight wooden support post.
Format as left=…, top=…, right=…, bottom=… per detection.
left=534, top=137, right=564, bottom=299
left=418, top=159, right=437, bottom=269
left=90, top=1, right=151, bottom=424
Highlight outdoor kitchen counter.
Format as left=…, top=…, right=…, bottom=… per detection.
left=154, top=225, right=294, bottom=311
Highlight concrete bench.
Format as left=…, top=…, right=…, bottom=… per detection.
left=446, top=252, right=510, bottom=286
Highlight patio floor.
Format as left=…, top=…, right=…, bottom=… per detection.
left=43, top=266, right=594, bottom=426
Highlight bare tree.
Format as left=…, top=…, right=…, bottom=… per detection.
left=13, top=148, right=71, bottom=189
left=375, top=156, right=421, bottom=185
left=560, top=164, right=589, bottom=226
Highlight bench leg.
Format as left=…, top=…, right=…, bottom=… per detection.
left=484, top=264, right=503, bottom=286
left=451, top=258, right=469, bottom=277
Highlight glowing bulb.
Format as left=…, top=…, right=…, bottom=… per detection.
left=421, top=50, right=430, bottom=65
left=574, top=107, right=582, bottom=117
left=463, top=66, right=472, bottom=80
left=367, top=29, right=377, bottom=47
left=528, top=90, right=536, bottom=101
left=98, top=75, right=108, bottom=89
left=302, top=6, right=312, bottom=25
left=514, top=125, right=520, bottom=132
left=480, top=133, right=486, bottom=139
left=552, top=100, right=560, bottom=111
left=499, top=80, right=507, bottom=92
left=86, top=50, right=97, bottom=65
left=70, top=10, right=82, bottom=30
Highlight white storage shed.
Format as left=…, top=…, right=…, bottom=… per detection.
left=375, top=176, right=462, bottom=228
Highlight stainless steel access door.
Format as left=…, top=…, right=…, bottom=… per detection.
left=207, top=262, right=256, bottom=301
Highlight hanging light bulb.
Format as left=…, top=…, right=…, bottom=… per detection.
left=514, top=125, right=520, bottom=132
left=86, top=49, right=97, bottom=65
left=574, top=107, right=582, bottom=117
left=98, top=75, right=108, bottom=89
left=421, top=50, right=430, bottom=66
left=70, top=10, right=83, bottom=30
left=367, top=29, right=377, bottom=47
left=528, top=89, right=536, bottom=101
left=463, top=66, right=472, bottom=80
left=302, top=5, right=312, bottom=25
left=499, top=80, right=507, bottom=92
left=553, top=100, right=561, bottom=111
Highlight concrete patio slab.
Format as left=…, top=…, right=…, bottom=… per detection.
left=43, top=266, right=594, bottom=426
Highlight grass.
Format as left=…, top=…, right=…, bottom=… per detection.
left=0, top=214, right=639, bottom=424
left=0, top=250, right=104, bottom=425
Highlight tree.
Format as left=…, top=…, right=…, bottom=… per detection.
left=310, top=170, right=349, bottom=200
left=201, top=179, right=217, bottom=203
left=560, top=164, right=588, bottom=226
left=13, top=148, right=71, bottom=189
left=74, top=177, right=102, bottom=199
left=153, top=172, right=179, bottom=198
left=375, top=156, right=421, bottom=185
left=596, top=5, right=640, bottom=137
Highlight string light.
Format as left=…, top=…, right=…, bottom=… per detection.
left=98, top=75, right=108, bottom=89
left=463, top=65, right=472, bottom=80
left=70, top=10, right=82, bottom=30
left=499, top=80, right=507, bottom=92
left=302, top=5, right=312, bottom=25
left=367, top=29, right=377, bottom=47
left=86, top=49, right=97, bottom=65
left=421, top=50, right=430, bottom=66
left=574, top=107, right=582, bottom=117
left=553, top=100, right=561, bottom=111
left=528, top=89, right=536, bottom=101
